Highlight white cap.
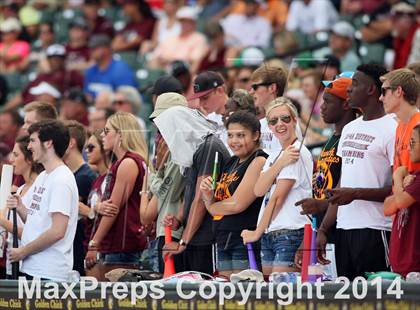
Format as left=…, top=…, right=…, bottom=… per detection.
left=46, top=44, right=66, bottom=57
left=176, top=6, right=199, bottom=21
left=0, top=18, right=22, bottom=33
left=391, top=2, right=416, bottom=15
left=331, top=21, right=355, bottom=39
left=29, top=82, right=61, bottom=98
left=241, top=47, right=265, bottom=66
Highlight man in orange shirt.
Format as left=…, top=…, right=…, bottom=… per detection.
left=380, top=68, right=420, bottom=172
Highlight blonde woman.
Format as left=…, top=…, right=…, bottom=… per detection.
left=85, top=112, right=148, bottom=280
left=241, top=97, right=313, bottom=277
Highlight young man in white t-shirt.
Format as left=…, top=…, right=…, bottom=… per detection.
left=249, top=64, right=288, bottom=155
left=8, top=120, right=79, bottom=281
left=317, top=64, right=397, bottom=280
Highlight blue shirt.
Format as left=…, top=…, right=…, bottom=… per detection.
left=84, top=58, right=138, bottom=98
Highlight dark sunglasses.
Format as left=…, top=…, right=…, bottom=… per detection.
left=113, top=100, right=127, bottom=106
left=85, top=144, right=96, bottom=152
left=102, top=127, right=111, bottom=135
left=251, top=82, right=272, bottom=91
left=238, top=77, right=250, bottom=83
left=381, top=86, right=395, bottom=97
left=268, top=115, right=292, bottom=126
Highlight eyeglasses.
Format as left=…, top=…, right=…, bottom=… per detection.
left=102, top=127, right=111, bottom=135
left=85, top=144, right=96, bottom=152
left=381, top=86, right=395, bottom=97
left=251, top=82, right=272, bottom=91
left=268, top=115, right=292, bottom=126
left=238, top=77, right=250, bottom=83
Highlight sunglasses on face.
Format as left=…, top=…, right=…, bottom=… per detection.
left=102, top=127, right=111, bottom=135
left=113, top=100, right=128, bottom=106
left=251, top=82, right=272, bottom=91
left=85, top=144, right=96, bottom=152
left=268, top=115, right=292, bottom=126
left=381, top=86, right=395, bottom=97
left=238, top=77, right=250, bottom=83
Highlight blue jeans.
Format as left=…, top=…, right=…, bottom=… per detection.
left=100, top=252, right=141, bottom=266
left=261, top=229, right=304, bottom=268
left=217, top=241, right=261, bottom=271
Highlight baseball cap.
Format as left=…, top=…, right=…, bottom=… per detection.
left=391, top=2, right=416, bottom=15
left=89, top=34, right=111, bottom=49
left=189, top=71, right=224, bottom=100
left=170, top=60, right=190, bottom=77
left=46, top=44, right=66, bottom=57
left=151, top=75, right=183, bottom=96
left=322, top=72, right=354, bottom=100
left=29, top=82, right=61, bottom=98
left=331, top=21, right=355, bottom=39
left=70, top=17, right=89, bottom=30
left=176, top=6, right=199, bottom=21
left=150, top=92, right=187, bottom=119
left=0, top=17, right=21, bottom=33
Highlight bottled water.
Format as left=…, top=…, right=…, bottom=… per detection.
left=406, top=272, right=420, bottom=283
left=269, top=272, right=300, bottom=283
left=67, top=270, right=80, bottom=283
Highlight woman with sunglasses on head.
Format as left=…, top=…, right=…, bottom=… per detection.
left=200, top=111, right=268, bottom=277
left=77, top=130, right=110, bottom=260
left=241, top=97, right=313, bottom=277
left=84, top=112, right=148, bottom=280
left=1, top=135, right=43, bottom=278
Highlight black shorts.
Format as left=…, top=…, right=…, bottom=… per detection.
left=335, top=228, right=390, bottom=281
left=157, top=236, right=184, bottom=274
left=181, top=244, right=215, bottom=275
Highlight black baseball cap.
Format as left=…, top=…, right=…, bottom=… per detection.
left=151, top=75, right=183, bottom=96
left=189, top=71, right=224, bottom=100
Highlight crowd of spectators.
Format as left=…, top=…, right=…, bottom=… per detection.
left=0, top=0, right=419, bottom=282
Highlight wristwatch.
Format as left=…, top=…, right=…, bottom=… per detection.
left=88, top=240, right=98, bottom=249
left=179, top=239, right=188, bottom=247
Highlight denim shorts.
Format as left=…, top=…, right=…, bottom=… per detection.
left=217, top=241, right=261, bottom=271
left=100, top=252, right=141, bottom=266
left=260, top=229, right=304, bottom=268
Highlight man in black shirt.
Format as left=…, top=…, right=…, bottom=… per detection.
left=294, top=73, right=356, bottom=265
left=64, top=121, right=96, bottom=276
left=156, top=106, right=230, bottom=274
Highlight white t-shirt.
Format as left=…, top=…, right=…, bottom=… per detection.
left=207, top=112, right=229, bottom=152
left=258, top=140, right=313, bottom=232
left=286, top=0, right=338, bottom=34
left=336, top=115, right=397, bottom=231
left=6, top=184, right=33, bottom=276
left=260, top=118, right=282, bottom=156
left=21, top=165, right=79, bottom=281
left=222, top=14, right=272, bottom=48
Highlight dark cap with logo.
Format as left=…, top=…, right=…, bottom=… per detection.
left=189, top=71, right=224, bottom=100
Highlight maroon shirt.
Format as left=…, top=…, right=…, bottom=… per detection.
left=99, top=152, right=147, bottom=253
left=91, top=16, right=114, bottom=37
left=389, top=171, right=420, bottom=276
left=119, top=18, right=156, bottom=50
left=22, top=69, right=84, bottom=104
left=65, top=44, right=90, bottom=64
